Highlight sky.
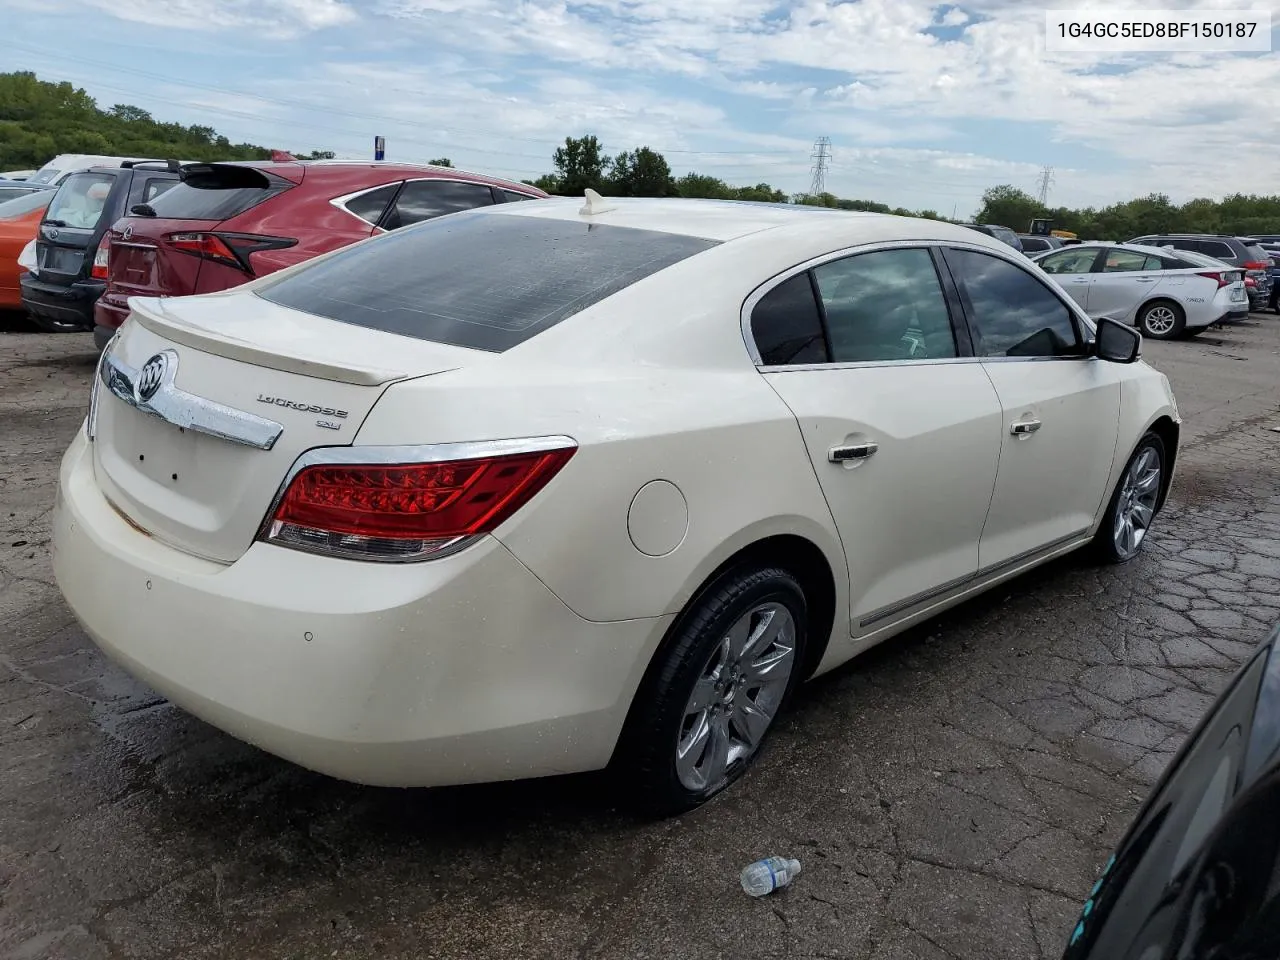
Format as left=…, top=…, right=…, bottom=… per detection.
left=2, top=0, right=1278, bottom=216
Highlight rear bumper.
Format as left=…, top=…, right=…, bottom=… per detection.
left=1215, top=307, right=1251, bottom=325
left=20, top=274, right=103, bottom=327
left=94, top=294, right=129, bottom=330
left=53, top=429, right=670, bottom=787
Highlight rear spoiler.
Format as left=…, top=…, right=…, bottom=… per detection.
left=178, top=162, right=304, bottom=187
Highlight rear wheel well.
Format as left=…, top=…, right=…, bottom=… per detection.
left=1146, top=415, right=1179, bottom=510
left=664, top=535, right=837, bottom=683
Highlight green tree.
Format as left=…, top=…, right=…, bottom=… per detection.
left=676, top=173, right=732, bottom=199
left=429, top=157, right=453, bottom=167
left=974, top=184, right=1043, bottom=231
left=608, top=146, right=675, bottom=197
left=552, top=135, right=610, bottom=196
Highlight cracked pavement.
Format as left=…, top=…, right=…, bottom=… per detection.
left=2, top=311, right=1279, bottom=960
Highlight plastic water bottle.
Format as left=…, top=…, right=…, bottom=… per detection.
left=740, top=857, right=802, bottom=897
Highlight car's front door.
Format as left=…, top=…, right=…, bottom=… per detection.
left=941, top=247, right=1123, bottom=571
left=1035, top=246, right=1103, bottom=313
left=752, top=246, right=1004, bottom=637
left=1088, top=248, right=1165, bottom=320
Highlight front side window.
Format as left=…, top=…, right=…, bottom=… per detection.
left=46, top=172, right=116, bottom=229
left=1039, top=248, right=1100, bottom=275
left=1101, top=250, right=1160, bottom=272
left=812, top=248, right=957, bottom=363
left=750, top=273, right=828, bottom=365
left=947, top=248, right=1082, bottom=358
left=383, top=180, right=496, bottom=230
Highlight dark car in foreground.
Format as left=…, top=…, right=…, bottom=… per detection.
left=960, top=222, right=1023, bottom=252
left=20, top=162, right=181, bottom=332
left=1064, top=622, right=1280, bottom=959
left=1128, top=234, right=1273, bottom=312
left=92, top=160, right=548, bottom=349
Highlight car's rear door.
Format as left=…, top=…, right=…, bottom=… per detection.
left=377, top=178, right=497, bottom=231
left=36, top=170, right=120, bottom=284
left=1088, top=249, right=1166, bottom=320
left=940, top=246, right=1122, bottom=571
left=753, top=245, right=1004, bottom=636
left=1035, top=246, right=1103, bottom=312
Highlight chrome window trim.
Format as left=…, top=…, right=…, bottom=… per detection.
left=100, top=348, right=284, bottom=450
left=741, top=238, right=1096, bottom=368
left=257, top=435, right=578, bottom=563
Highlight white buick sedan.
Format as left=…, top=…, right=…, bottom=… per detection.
left=53, top=196, right=1180, bottom=814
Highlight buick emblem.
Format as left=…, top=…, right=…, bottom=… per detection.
left=122, top=224, right=134, bottom=240
left=136, top=354, right=168, bottom=402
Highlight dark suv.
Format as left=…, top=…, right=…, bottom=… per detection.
left=20, top=161, right=181, bottom=332
left=1128, top=233, right=1273, bottom=312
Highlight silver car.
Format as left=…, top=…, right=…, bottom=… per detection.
left=1032, top=242, right=1249, bottom=339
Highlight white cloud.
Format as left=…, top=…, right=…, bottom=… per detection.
left=80, top=0, right=356, bottom=35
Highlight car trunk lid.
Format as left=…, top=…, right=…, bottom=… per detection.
left=91, top=292, right=481, bottom=563
left=36, top=170, right=119, bottom=283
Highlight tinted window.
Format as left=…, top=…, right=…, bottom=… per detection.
left=383, top=180, right=496, bottom=229
left=948, top=248, right=1082, bottom=358
left=1101, top=250, right=1160, bottom=272
left=143, top=178, right=177, bottom=203
left=751, top=273, right=828, bottom=365
left=813, top=248, right=956, bottom=362
left=148, top=168, right=280, bottom=221
left=1244, top=244, right=1269, bottom=263
left=1038, top=248, right=1099, bottom=275
left=0, top=190, right=52, bottom=219
left=1194, top=240, right=1235, bottom=260
left=0, top=187, right=33, bottom=203
left=258, top=212, right=717, bottom=352
left=46, top=172, right=116, bottom=229
left=501, top=189, right=537, bottom=203
left=343, top=183, right=400, bottom=225
left=1020, top=236, right=1049, bottom=253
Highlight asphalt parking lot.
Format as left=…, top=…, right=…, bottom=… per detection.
left=2, top=312, right=1280, bottom=960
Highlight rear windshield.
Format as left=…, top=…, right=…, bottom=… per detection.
left=0, top=190, right=52, bottom=219
left=28, top=168, right=60, bottom=185
left=257, top=210, right=718, bottom=351
left=45, top=172, right=116, bottom=229
left=1244, top=244, right=1269, bottom=263
left=147, top=166, right=282, bottom=221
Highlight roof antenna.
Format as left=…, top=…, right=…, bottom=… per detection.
left=580, top=188, right=617, bottom=216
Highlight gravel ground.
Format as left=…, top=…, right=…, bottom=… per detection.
left=2, top=311, right=1279, bottom=960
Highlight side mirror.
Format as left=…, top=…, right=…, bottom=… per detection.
left=1095, top=317, right=1141, bottom=363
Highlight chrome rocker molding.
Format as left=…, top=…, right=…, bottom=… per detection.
left=99, top=349, right=284, bottom=451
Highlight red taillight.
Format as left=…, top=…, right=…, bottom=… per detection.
left=166, top=232, right=297, bottom=274
left=1243, top=261, right=1268, bottom=271
left=1196, top=271, right=1230, bottom=288
left=1246, top=277, right=1258, bottom=288
left=262, top=443, right=577, bottom=561
left=90, top=235, right=110, bottom=280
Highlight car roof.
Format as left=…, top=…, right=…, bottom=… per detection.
left=204, top=160, right=545, bottom=194
left=477, top=195, right=1017, bottom=247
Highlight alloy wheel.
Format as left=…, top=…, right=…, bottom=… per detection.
left=675, top=601, right=796, bottom=791
left=1113, top=446, right=1161, bottom=559
left=1142, top=306, right=1177, bottom=336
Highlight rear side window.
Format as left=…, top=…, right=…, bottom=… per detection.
left=147, top=166, right=283, bottom=221
left=1038, top=248, right=1099, bottom=275
left=1020, top=237, right=1049, bottom=253
left=0, top=190, right=52, bottom=219
left=257, top=211, right=718, bottom=351
left=342, top=183, right=400, bottom=226
left=500, top=189, right=537, bottom=203
left=382, top=180, right=496, bottom=230
left=143, top=178, right=177, bottom=203
left=1195, top=240, right=1235, bottom=260
left=45, top=172, right=116, bottom=229
left=1101, top=250, right=1161, bottom=272
left=751, top=273, right=829, bottom=365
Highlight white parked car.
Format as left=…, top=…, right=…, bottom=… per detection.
left=52, top=198, right=1181, bottom=813
left=1031, top=242, right=1249, bottom=339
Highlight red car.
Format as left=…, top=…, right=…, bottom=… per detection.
left=93, top=161, right=547, bottom=349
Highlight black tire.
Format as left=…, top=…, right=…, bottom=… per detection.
left=1136, top=300, right=1185, bottom=340
left=1094, top=432, right=1166, bottom=564
left=613, top=565, right=808, bottom=816
left=28, top=314, right=85, bottom=334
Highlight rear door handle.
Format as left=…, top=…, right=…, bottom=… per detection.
left=828, top=441, right=879, bottom=463
left=1135, top=277, right=1157, bottom=283
left=1010, top=418, right=1042, bottom=436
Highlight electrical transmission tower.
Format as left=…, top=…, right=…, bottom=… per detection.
left=808, top=137, right=832, bottom=196
left=1036, top=166, right=1055, bottom=205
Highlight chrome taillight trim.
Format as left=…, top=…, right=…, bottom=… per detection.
left=256, top=435, right=579, bottom=563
